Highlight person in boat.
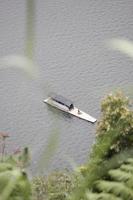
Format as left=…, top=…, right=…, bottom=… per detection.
left=78, top=109, right=81, bottom=114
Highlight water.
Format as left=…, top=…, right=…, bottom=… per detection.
left=0, top=0, right=133, bottom=174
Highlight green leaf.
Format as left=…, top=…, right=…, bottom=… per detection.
left=38, top=129, right=60, bottom=173
left=108, top=38, right=133, bottom=58
left=0, top=55, right=39, bottom=79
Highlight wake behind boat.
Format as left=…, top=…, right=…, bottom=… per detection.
left=44, top=94, right=97, bottom=123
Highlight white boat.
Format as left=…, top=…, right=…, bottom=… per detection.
left=44, top=94, right=97, bottom=123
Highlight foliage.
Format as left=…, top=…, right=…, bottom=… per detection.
left=70, top=92, right=133, bottom=200
left=0, top=133, right=31, bottom=200
left=86, top=157, right=133, bottom=200
left=6, top=147, right=30, bottom=169
left=0, top=92, right=132, bottom=200
left=32, top=171, right=78, bottom=200
left=38, top=130, right=60, bottom=173
left=0, top=0, right=35, bottom=197
left=0, top=167, right=31, bottom=200
left=109, top=38, right=133, bottom=59
left=97, top=91, right=133, bottom=136
left=83, top=92, right=133, bottom=176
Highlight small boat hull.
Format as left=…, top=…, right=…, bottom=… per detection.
left=44, top=98, right=97, bottom=123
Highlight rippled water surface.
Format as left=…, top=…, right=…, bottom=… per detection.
left=0, top=0, right=133, bottom=173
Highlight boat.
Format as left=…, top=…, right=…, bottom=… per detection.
left=44, top=94, right=97, bottom=123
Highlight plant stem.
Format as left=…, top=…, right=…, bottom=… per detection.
left=1, top=139, right=6, bottom=162
left=25, top=0, right=35, bottom=60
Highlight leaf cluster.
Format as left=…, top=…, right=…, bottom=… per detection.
left=0, top=148, right=31, bottom=200
left=32, top=171, right=78, bottom=200
left=70, top=92, right=133, bottom=200
left=86, top=157, right=133, bottom=200
left=97, top=91, right=133, bottom=137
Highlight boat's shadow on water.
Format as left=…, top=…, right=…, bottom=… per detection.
left=46, top=106, right=72, bottom=120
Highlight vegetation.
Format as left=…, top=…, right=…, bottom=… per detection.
left=0, top=0, right=133, bottom=199
left=0, top=135, right=31, bottom=200
left=32, top=171, right=78, bottom=200
left=69, top=92, right=133, bottom=200
left=0, top=91, right=132, bottom=200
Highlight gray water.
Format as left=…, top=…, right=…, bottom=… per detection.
left=0, top=0, right=133, bottom=174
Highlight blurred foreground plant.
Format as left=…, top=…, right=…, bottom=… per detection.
left=70, top=92, right=133, bottom=200
left=109, top=38, right=133, bottom=58
left=0, top=0, right=38, bottom=79
left=32, top=171, right=78, bottom=200
left=86, top=156, right=133, bottom=200
left=0, top=134, right=31, bottom=200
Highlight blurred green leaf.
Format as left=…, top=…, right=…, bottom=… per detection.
left=108, top=38, right=133, bottom=58
left=38, top=129, right=60, bottom=173
left=25, top=0, right=35, bottom=59
left=0, top=170, right=21, bottom=200
left=0, top=0, right=38, bottom=80
left=0, top=55, right=39, bottom=79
